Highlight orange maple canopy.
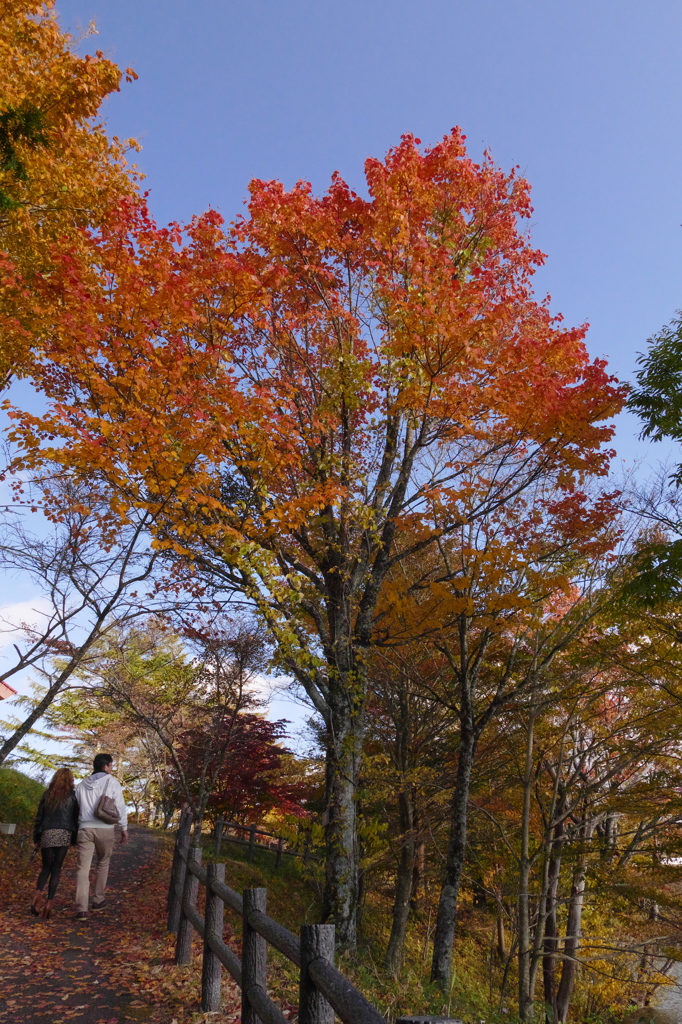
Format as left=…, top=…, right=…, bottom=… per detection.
left=7, top=131, right=624, bottom=568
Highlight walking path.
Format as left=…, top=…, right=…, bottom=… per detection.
left=0, top=826, right=240, bottom=1024
left=654, top=961, right=682, bottom=1024
left=624, top=960, right=682, bottom=1024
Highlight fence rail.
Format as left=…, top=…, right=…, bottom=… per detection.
left=213, top=816, right=318, bottom=865
left=167, top=813, right=387, bottom=1024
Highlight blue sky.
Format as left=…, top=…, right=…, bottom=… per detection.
left=53, top=0, right=682, bottom=469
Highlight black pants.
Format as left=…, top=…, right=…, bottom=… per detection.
left=36, top=845, right=69, bottom=900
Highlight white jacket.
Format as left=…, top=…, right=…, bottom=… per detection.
left=75, top=771, right=128, bottom=831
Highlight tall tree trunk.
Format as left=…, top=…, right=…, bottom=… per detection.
left=555, top=822, right=592, bottom=1022
left=430, top=717, right=477, bottom=986
left=496, top=903, right=508, bottom=961
left=322, top=689, right=365, bottom=949
left=411, top=836, right=426, bottom=910
left=518, top=712, right=536, bottom=1022
left=385, top=786, right=416, bottom=972
left=542, top=834, right=563, bottom=1024
left=528, top=862, right=546, bottom=1009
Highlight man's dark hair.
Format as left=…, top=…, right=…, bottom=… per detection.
left=93, top=753, right=113, bottom=774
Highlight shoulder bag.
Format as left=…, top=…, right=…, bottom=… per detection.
left=94, top=776, right=120, bottom=825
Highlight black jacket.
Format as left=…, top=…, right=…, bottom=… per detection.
left=33, top=792, right=79, bottom=845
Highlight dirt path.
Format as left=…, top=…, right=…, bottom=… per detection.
left=654, top=961, right=682, bottom=1024
left=622, top=959, right=682, bottom=1024
left=0, top=826, right=181, bottom=1024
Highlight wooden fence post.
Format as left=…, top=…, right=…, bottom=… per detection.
left=214, top=817, right=223, bottom=858
left=303, top=833, right=311, bottom=864
left=242, top=887, right=267, bottom=1024
left=275, top=836, right=283, bottom=869
left=299, top=924, right=335, bottom=1024
left=175, top=846, right=202, bottom=965
left=248, top=825, right=256, bottom=863
left=201, top=861, right=225, bottom=1011
left=167, top=809, right=192, bottom=934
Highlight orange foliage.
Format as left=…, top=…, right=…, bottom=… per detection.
left=0, top=0, right=138, bottom=379
left=9, top=131, right=624, bottom=575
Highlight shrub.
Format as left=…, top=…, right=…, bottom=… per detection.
left=0, top=767, right=44, bottom=825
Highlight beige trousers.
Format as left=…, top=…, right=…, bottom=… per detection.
left=75, top=827, right=116, bottom=911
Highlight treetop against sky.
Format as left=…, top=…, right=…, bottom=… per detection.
left=50, top=0, right=682, bottom=469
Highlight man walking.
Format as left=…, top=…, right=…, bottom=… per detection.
left=74, top=753, right=128, bottom=920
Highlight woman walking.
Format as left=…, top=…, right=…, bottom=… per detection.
left=32, top=768, right=79, bottom=919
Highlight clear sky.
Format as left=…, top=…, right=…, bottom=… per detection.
left=52, top=0, right=682, bottom=467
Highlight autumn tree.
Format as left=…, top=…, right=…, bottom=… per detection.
left=476, top=641, right=682, bottom=1023
left=8, top=131, right=625, bottom=947
left=61, top=616, right=271, bottom=833
left=417, top=483, right=629, bottom=984
left=175, top=713, right=307, bottom=825
left=44, top=693, right=164, bottom=821
left=45, top=619, right=300, bottom=828
left=362, top=645, right=452, bottom=972
left=0, top=474, right=179, bottom=767
left=0, top=0, right=137, bottom=380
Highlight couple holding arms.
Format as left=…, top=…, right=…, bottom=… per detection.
left=31, top=753, right=128, bottom=920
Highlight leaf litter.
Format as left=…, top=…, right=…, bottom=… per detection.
left=0, top=826, right=246, bottom=1023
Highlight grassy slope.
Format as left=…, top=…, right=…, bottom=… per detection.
left=206, top=834, right=642, bottom=1024
left=0, top=767, right=43, bottom=825
left=203, top=835, right=498, bottom=1023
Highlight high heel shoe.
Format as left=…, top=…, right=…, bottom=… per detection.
left=42, top=900, right=53, bottom=920
left=30, top=903, right=40, bottom=916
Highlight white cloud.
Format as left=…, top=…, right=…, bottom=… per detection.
left=0, top=597, right=52, bottom=650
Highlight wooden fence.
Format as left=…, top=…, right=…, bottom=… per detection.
left=167, top=812, right=388, bottom=1024
left=213, top=816, right=317, bottom=866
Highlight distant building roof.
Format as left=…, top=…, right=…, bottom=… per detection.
left=0, top=681, right=17, bottom=700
